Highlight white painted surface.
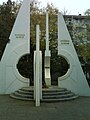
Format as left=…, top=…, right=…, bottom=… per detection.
left=58, top=13, right=90, bottom=96
left=44, top=12, right=51, bottom=86
left=34, top=51, right=42, bottom=106
left=0, top=0, right=30, bottom=94
left=34, top=25, right=42, bottom=106
left=45, top=51, right=51, bottom=86
left=46, top=12, right=49, bottom=51
left=39, top=51, right=42, bottom=100
left=36, top=25, right=40, bottom=51
left=35, top=51, right=40, bottom=106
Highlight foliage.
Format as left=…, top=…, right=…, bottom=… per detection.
left=0, top=0, right=20, bottom=58
left=84, top=9, right=90, bottom=16
left=77, top=44, right=90, bottom=60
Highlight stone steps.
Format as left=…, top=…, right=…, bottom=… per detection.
left=10, top=86, right=78, bottom=102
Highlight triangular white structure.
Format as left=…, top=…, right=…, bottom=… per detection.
left=0, top=0, right=31, bottom=94
left=58, top=13, right=90, bottom=96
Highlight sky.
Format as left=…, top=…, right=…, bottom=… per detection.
left=0, top=0, right=90, bottom=15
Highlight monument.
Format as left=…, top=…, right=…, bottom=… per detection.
left=0, top=0, right=90, bottom=107
left=0, top=0, right=30, bottom=94
left=58, top=13, right=90, bottom=96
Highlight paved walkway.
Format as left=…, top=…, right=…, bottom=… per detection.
left=0, top=95, right=90, bottom=120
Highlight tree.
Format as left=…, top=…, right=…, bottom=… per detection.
left=84, top=9, right=90, bottom=16
left=30, top=1, right=59, bottom=85
left=78, top=44, right=90, bottom=60
left=0, top=0, right=20, bottom=58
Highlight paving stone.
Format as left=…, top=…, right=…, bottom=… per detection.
left=0, top=95, right=90, bottom=120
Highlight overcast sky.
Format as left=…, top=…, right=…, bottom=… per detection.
left=0, top=0, right=90, bottom=15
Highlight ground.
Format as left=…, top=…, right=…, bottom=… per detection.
left=0, top=95, right=90, bottom=120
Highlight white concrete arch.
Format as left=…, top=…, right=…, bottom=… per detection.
left=58, top=49, right=75, bottom=81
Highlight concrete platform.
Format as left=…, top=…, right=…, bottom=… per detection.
left=0, top=95, right=90, bottom=120
left=10, top=86, right=78, bottom=102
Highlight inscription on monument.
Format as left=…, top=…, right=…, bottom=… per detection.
left=60, top=40, right=69, bottom=44
left=15, top=34, right=25, bottom=39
